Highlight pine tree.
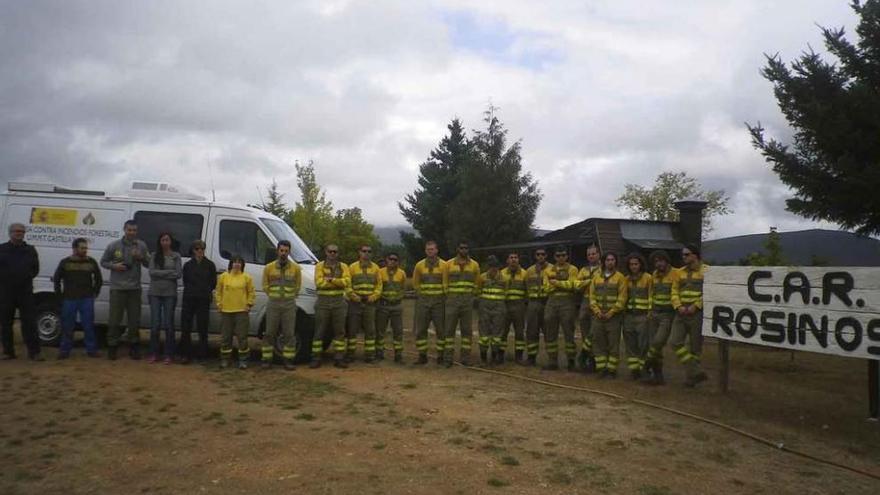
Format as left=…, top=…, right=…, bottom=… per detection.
left=748, top=0, right=880, bottom=235
left=248, top=179, right=289, bottom=218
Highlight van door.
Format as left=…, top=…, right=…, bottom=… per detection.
left=209, top=213, right=274, bottom=335
left=132, top=205, right=208, bottom=330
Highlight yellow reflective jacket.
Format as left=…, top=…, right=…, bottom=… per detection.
left=215, top=271, right=256, bottom=313
left=444, top=257, right=480, bottom=296
left=378, top=267, right=407, bottom=303
left=542, top=263, right=579, bottom=297
left=262, top=260, right=302, bottom=300
left=576, top=265, right=601, bottom=300
left=526, top=263, right=549, bottom=299
left=652, top=268, right=678, bottom=312
left=413, top=257, right=446, bottom=297
left=501, top=266, right=527, bottom=301
left=348, top=261, right=382, bottom=302
left=590, top=270, right=628, bottom=316
left=672, top=263, right=708, bottom=310
left=477, top=270, right=507, bottom=301
left=315, top=261, right=351, bottom=298
left=625, top=272, right=653, bottom=312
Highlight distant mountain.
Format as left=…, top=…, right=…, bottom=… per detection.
left=374, top=225, right=414, bottom=245
left=703, top=229, right=880, bottom=266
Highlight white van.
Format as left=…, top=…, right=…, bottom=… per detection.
left=0, top=181, right=318, bottom=358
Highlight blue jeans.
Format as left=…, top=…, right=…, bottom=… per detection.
left=149, top=295, right=177, bottom=357
left=60, top=298, right=97, bottom=354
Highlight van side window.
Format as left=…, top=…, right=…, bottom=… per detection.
left=219, top=220, right=273, bottom=265
left=134, top=211, right=204, bottom=255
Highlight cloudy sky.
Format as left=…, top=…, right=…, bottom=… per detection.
left=1, top=0, right=859, bottom=239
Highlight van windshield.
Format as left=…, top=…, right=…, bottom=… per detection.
left=260, top=218, right=317, bottom=264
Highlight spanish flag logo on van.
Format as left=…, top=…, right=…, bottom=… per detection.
left=29, top=207, right=78, bottom=226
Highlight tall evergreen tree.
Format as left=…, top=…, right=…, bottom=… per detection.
left=748, top=0, right=880, bottom=235
left=248, top=179, right=289, bottom=218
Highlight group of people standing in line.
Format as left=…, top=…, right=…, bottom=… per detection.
left=0, top=220, right=708, bottom=387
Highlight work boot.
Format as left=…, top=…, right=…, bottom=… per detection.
left=542, top=354, right=559, bottom=371
left=584, top=355, right=596, bottom=374
left=479, top=349, right=488, bottom=364
left=344, top=351, right=354, bottom=364
left=129, top=345, right=141, bottom=360
left=515, top=350, right=525, bottom=365
left=309, top=358, right=322, bottom=369
left=444, top=351, right=453, bottom=368
left=416, top=352, right=428, bottom=365
left=220, top=358, right=230, bottom=369
left=394, top=351, right=404, bottom=364
left=107, top=347, right=118, bottom=361
left=494, top=349, right=504, bottom=365
left=284, top=359, right=296, bottom=371
left=261, top=361, right=272, bottom=370
left=365, top=353, right=375, bottom=364
left=608, top=370, right=617, bottom=379
left=631, top=369, right=641, bottom=381
left=567, top=358, right=576, bottom=372
left=376, top=349, right=385, bottom=361
left=460, top=353, right=471, bottom=367
left=577, top=350, right=588, bottom=370
left=238, top=358, right=248, bottom=370
left=685, top=371, right=708, bottom=388
left=527, top=355, right=537, bottom=366
left=334, top=352, right=349, bottom=368
left=651, top=366, right=665, bottom=385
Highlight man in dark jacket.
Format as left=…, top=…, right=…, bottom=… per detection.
left=178, top=239, right=217, bottom=363
left=0, top=223, right=42, bottom=360
left=54, top=237, right=103, bottom=359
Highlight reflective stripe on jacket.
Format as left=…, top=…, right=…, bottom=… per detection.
left=590, top=271, right=628, bottom=316
left=413, top=258, right=446, bottom=297
left=262, top=260, right=302, bottom=299
left=444, top=257, right=480, bottom=296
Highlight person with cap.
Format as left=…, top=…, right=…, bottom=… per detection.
left=310, top=244, right=351, bottom=369
left=261, top=240, right=302, bottom=370
left=443, top=241, right=480, bottom=366
left=644, top=250, right=678, bottom=385
left=412, top=240, right=446, bottom=365
left=590, top=252, right=627, bottom=378
left=524, top=248, right=549, bottom=366
left=477, top=255, right=506, bottom=365
left=575, top=244, right=601, bottom=372
left=670, top=243, right=709, bottom=387
left=541, top=246, right=579, bottom=370
left=500, top=252, right=528, bottom=364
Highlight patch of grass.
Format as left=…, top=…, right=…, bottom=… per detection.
left=234, top=429, right=248, bottom=435
left=400, top=382, right=417, bottom=390
left=690, top=431, right=710, bottom=442
left=639, top=485, right=673, bottom=495
left=706, top=447, right=739, bottom=466
left=543, top=441, right=556, bottom=447
left=338, top=430, right=352, bottom=436
left=448, top=437, right=467, bottom=446
left=487, top=478, right=509, bottom=487
left=295, top=413, right=316, bottom=421
left=372, top=442, right=386, bottom=450
left=605, top=439, right=626, bottom=448
left=500, top=455, right=520, bottom=466
left=480, top=444, right=505, bottom=454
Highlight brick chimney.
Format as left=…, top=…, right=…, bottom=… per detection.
left=674, top=199, right=709, bottom=250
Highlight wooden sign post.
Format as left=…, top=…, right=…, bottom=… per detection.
left=703, top=267, right=880, bottom=418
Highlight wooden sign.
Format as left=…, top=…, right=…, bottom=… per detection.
left=703, top=267, right=880, bottom=359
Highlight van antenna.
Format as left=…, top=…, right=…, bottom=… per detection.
left=256, top=185, right=265, bottom=208
left=207, top=161, right=217, bottom=202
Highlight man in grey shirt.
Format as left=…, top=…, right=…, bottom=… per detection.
left=100, top=220, right=149, bottom=360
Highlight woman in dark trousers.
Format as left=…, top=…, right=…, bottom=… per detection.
left=148, top=232, right=182, bottom=364
left=179, top=240, right=216, bottom=363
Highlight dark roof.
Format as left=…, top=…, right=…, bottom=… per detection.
left=703, top=229, right=880, bottom=266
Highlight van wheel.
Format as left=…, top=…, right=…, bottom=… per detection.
left=36, top=304, right=62, bottom=346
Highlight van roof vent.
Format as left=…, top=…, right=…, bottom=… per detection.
left=128, top=181, right=206, bottom=201
left=7, top=182, right=105, bottom=196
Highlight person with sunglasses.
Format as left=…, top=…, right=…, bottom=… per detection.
left=0, top=223, right=42, bottom=360
left=443, top=241, right=480, bottom=366
left=376, top=252, right=406, bottom=363
left=524, top=248, right=549, bottom=366
left=671, top=244, right=709, bottom=387
left=347, top=245, right=382, bottom=363
left=179, top=240, right=217, bottom=363
left=575, top=244, right=602, bottom=372
left=541, top=246, right=579, bottom=370
left=310, top=244, right=351, bottom=369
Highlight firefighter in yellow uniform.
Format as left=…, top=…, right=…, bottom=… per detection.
left=590, top=252, right=628, bottom=378
left=310, top=244, right=351, bottom=369
left=348, top=245, right=382, bottom=363
left=500, top=252, right=528, bottom=364
left=412, top=241, right=446, bottom=365
left=477, top=256, right=506, bottom=365
left=443, top=242, right=480, bottom=366
left=524, top=249, right=549, bottom=366
left=644, top=250, right=678, bottom=385
left=261, top=240, right=302, bottom=370
left=541, top=246, right=579, bottom=371
left=622, top=253, right=652, bottom=380
left=376, top=253, right=406, bottom=363
left=671, top=244, right=709, bottom=387
left=575, top=245, right=601, bottom=372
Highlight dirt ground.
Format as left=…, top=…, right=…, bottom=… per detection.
left=1, top=300, right=879, bottom=494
